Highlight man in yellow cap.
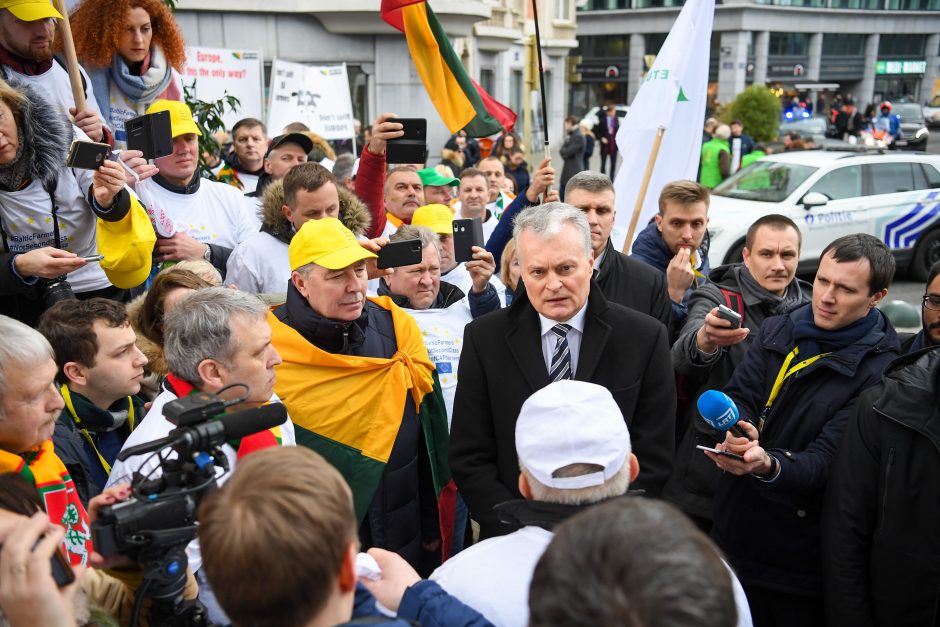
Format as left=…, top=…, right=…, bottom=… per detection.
left=268, top=217, right=454, bottom=573
left=412, top=202, right=506, bottom=304
left=0, top=0, right=110, bottom=143
left=120, top=99, right=260, bottom=280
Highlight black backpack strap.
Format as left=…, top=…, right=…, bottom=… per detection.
left=719, top=287, right=745, bottom=325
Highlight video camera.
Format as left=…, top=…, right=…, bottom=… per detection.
left=91, top=389, right=287, bottom=627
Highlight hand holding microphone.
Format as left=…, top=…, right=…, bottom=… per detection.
left=697, top=391, right=777, bottom=478
left=696, top=390, right=752, bottom=439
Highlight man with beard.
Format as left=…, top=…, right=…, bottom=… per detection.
left=0, top=0, right=109, bottom=143
left=900, top=260, right=940, bottom=353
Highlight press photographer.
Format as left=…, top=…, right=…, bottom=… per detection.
left=0, top=78, right=135, bottom=327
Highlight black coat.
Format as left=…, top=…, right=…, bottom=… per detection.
left=593, top=114, right=619, bottom=154
left=449, top=282, right=676, bottom=539
left=559, top=128, right=585, bottom=190
left=594, top=238, right=672, bottom=332
left=711, top=306, right=899, bottom=596
left=823, top=347, right=940, bottom=627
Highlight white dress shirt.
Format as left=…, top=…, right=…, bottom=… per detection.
left=538, top=300, right=589, bottom=376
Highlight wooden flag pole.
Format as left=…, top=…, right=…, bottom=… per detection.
left=52, top=0, right=86, bottom=111
left=530, top=0, right=552, bottom=194
left=622, top=126, right=666, bottom=254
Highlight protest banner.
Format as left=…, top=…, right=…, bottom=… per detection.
left=612, top=0, right=715, bottom=252
left=183, top=47, right=264, bottom=129
left=266, top=59, right=356, bottom=141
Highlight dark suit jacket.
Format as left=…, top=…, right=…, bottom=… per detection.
left=595, top=238, right=672, bottom=336
left=449, top=282, right=676, bottom=538
left=593, top=113, right=619, bottom=154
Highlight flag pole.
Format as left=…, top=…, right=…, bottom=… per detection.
left=530, top=0, right=552, bottom=192
left=52, top=0, right=86, bottom=111
left=622, top=126, right=665, bottom=254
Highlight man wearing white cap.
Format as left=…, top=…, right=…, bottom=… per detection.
left=431, top=380, right=639, bottom=627
left=0, top=0, right=110, bottom=143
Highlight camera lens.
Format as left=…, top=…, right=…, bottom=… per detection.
left=41, top=277, right=75, bottom=308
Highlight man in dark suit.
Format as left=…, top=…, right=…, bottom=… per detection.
left=593, top=106, right=619, bottom=175
left=564, top=171, right=672, bottom=333
left=450, top=202, right=676, bottom=539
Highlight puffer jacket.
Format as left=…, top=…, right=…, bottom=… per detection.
left=664, top=264, right=810, bottom=521
left=823, top=347, right=940, bottom=627
left=711, top=305, right=899, bottom=597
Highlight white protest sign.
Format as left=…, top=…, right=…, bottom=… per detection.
left=266, top=59, right=356, bottom=140
left=182, top=47, right=263, bottom=129
left=404, top=302, right=473, bottom=428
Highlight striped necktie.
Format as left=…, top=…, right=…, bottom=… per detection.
left=549, top=323, right=573, bottom=382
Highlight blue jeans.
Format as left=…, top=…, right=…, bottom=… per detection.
left=452, top=494, right=469, bottom=555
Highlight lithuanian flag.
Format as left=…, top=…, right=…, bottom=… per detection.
left=268, top=297, right=457, bottom=557
left=382, top=0, right=516, bottom=137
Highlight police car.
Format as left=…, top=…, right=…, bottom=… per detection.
left=708, top=150, right=940, bottom=280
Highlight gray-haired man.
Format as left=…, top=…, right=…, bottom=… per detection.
left=449, top=202, right=676, bottom=538
left=108, top=287, right=295, bottom=495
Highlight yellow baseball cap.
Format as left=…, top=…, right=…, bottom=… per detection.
left=0, top=0, right=62, bottom=21
left=289, top=218, right=377, bottom=271
left=97, top=196, right=156, bottom=289
left=146, top=100, right=202, bottom=138
left=411, top=204, right=454, bottom=235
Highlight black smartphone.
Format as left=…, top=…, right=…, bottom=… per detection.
left=0, top=541, right=76, bottom=588
left=386, top=118, right=427, bottom=164
left=126, top=110, right=174, bottom=160
left=696, top=445, right=746, bottom=462
left=377, top=238, right=424, bottom=269
left=66, top=140, right=110, bottom=170
left=452, top=218, right=485, bottom=264
left=716, top=304, right=743, bottom=329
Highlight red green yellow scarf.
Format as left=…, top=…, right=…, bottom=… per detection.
left=0, top=440, right=93, bottom=566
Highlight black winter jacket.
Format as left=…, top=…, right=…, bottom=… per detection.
left=823, top=347, right=940, bottom=627
left=594, top=238, right=672, bottom=332
left=275, top=288, right=439, bottom=568
left=664, top=264, right=809, bottom=521
left=711, top=305, right=899, bottom=596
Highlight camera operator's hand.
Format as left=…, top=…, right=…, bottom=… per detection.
left=12, top=248, right=85, bottom=280
left=358, top=548, right=420, bottom=613
left=467, top=246, right=495, bottom=294
left=360, top=237, right=392, bottom=280
left=703, top=421, right=776, bottom=478
left=155, top=233, right=209, bottom=263
left=695, top=307, right=750, bottom=354
left=91, top=160, right=128, bottom=210
left=367, top=114, right=404, bottom=157
left=0, top=512, right=85, bottom=627
left=88, top=485, right=135, bottom=570
left=525, top=157, right=556, bottom=204
left=117, top=150, right=159, bottom=190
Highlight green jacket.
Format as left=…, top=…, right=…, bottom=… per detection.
left=700, top=137, right=730, bottom=188
left=741, top=149, right=766, bottom=169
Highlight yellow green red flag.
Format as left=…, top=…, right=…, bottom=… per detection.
left=381, top=0, right=516, bottom=137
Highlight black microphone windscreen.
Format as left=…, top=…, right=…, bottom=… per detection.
left=216, top=403, right=287, bottom=441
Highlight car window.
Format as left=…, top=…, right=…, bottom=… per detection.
left=870, top=162, right=915, bottom=195
left=713, top=161, right=818, bottom=203
left=808, top=166, right=863, bottom=201
left=921, top=163, right=940, bottom=189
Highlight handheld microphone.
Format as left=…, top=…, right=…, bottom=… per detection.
left=696, top=390, right=751, bottom=440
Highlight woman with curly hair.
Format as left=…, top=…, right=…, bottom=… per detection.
left=68, top=0, right=186, bottom=150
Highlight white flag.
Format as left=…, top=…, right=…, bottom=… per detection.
left=611, top=0, right=715, bottom=252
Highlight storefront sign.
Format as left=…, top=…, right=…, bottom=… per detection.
left=876, top=60, right=927, bottom=75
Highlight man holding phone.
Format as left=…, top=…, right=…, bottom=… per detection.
left=665, top=215, right=810, bottom=531
left=703, top=234, right=899, bottom=625
left=268, top=218, right=450, bottom=571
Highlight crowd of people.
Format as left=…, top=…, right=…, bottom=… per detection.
left=0, top=1, right=939, bottom=626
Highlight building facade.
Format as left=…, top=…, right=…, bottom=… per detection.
left=572, top=0, right=940, bottom=115
left=172, top=0, right=576, bottom=161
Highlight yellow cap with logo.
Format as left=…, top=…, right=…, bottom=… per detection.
left=146, top=100, right=202, bottom=138
left=0, top=0, right=62, bottom=21
left=289, top=218, right=377, bottom=271
left=411, top=204, right=454, bottom=235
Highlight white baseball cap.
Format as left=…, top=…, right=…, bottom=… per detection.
left=515, top=381, right=631, bottom=490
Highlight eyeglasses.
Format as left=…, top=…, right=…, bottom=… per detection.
left=923, top=295, right=940, bottom=311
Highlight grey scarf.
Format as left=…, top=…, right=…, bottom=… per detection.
left=736, top=265, right=804, bottom=317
